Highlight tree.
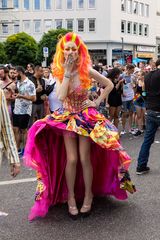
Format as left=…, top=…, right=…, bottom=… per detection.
left=0, top=42, right=7, bottom=64
left=36, top=28, right=70, bottom=66
left=5, top=32, right=38, bottom=67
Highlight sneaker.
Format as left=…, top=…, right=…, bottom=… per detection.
left=18, top=149, right=22, bottom=155
left=129, top=128, right=136, bottom=134
left=136, top=166, right=150, bottom=175
left=120, top=130, right=126, bottom=135
left=134, top=130, right=142, bottom=137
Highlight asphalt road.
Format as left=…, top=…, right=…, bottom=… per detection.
left=0, top=130, right=160, bottom=240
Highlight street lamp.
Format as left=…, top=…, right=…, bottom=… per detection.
left=121, top=37, right=124, bottom=65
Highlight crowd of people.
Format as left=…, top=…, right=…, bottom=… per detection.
left=0, top=32, right=160, bottom=220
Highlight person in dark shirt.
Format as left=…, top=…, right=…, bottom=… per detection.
left=136, top=58, right=160, bottom=174
left=25, top=63, right=35, bottom=79
left=29, top=65, right=46, bottom=126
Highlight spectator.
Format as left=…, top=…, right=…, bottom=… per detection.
left=136, top=58, right=160, bottom=174
left=29, top=65, right=46, bottom=125
left=120, top=64, right=135, bottom=135
left=108, top=68, right=123, bottom=129
left=25, top=63, right=35, bottom=79
left=12, top=66, right=36, bottom=155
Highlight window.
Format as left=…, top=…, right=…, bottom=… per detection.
left=14, top=21, right=20, bottom=33
left=66, top=19, right=73, bottom=30
left=139, top=23, right=143, bottom=35
left=89, top=19, right=95, bottom=32
left=24, top=0, right=29, bottom=10
left=139, top=3, right=144, bottom=16
left=2, top=0, right=7, bottom=8
left=121, top=0, right=126, bottom=11
left=88, top=0, right=95, bottom=8
left=133, top=1, right=138, bottom=14
left=2, top=24, right=8, bottom=33
left=55, top=19, right=62, bottom=29
left=78, top=19, right=84, bottom=32
left=56, top=0, right=62, bottom=9
left=144, top=24, right=148, bottom=36
left=45, top=0, right=51, bottom=9
left=23, top=20, right=30, bottom=33
left=78, top=0, right=84, bottom=8
left=34, top=20, right=41, bottom=32
left=133, top=22, right=138, bottom=34
left=144, top=4, right=149, bottom=17
left=13, top=0, right=19, bottom=9
left=121, top=20, right=126, bottom=33
left=67, top=0, right=72, bottom=9
left=127, top=0, right=132, bottom=13
left=127, top=21, right=132, bottom=34
left=44, top=20, right=52, bottom=32
left=34, top=0, right=40, bottom=10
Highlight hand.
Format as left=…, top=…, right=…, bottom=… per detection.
left=64, top=54, right=74, bottom=73
left=40, top=94, right=47, bottom=101
left=81, top=99, right=97, bottom=109
left=36, top=85, right=43, bottom=93
left=10, top=163, right=20, bottom=177
left=119, top=79, right=124, bottom=84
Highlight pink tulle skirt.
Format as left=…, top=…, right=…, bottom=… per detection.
left=24, top=107, right=135, bottom=220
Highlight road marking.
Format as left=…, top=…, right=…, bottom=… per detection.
left=0, top=211, right=8, bottom=217
left=0, top=177, right=36, bottom=186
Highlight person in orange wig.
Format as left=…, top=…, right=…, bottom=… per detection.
left=24, top=32, right=135, bottom=221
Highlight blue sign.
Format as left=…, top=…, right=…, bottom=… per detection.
left=43, top=47, right=48, bottom=54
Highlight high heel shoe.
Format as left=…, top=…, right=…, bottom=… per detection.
left=80, top=197, right=93, bottom=218
left=68, top=199, right=79, bottom=220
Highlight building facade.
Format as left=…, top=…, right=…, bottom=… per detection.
left=0, top=0, right=158, bottom=65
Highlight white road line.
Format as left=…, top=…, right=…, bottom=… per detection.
left=0, top=177, right=37, bottom=186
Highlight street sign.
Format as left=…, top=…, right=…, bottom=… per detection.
left=43, top=47, right=49, bottom=58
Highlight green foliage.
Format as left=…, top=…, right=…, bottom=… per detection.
left=0, top=42, right=7, bottom=64
left=36, top=28, right=70, bottom=66
left=4, top=32, right=38, bottom=67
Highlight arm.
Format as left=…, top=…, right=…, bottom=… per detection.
left=16, top=94, right=36, bottom=102
left=1, top=90, right=20, bottom=176
left=56, top=75, right=70, bottom=102
left=89, top=68, right=114, bottom=107
left=56, top=54, right=75, bottom=101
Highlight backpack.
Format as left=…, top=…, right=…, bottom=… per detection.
left=45, top=82, right=56, bottom=96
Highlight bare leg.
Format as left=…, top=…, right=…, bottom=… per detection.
left=114, top=106, right=121, bottom=129
left=109, top=107, right=116, bottom=123
left=135, top=107, right=143, bottom=130
left=122, top=112, right=127, bottom=131
left=21, top=129, right=28, bottom=149
left=79, top=135, right=93, bottom=213
left=13, top=127, right=21, bottom=149
left=64, top=134, right=78, bottom=215
left=128, top=111, right=133, bottom=130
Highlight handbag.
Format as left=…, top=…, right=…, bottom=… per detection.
left=45, top=82, right=56, bottom=96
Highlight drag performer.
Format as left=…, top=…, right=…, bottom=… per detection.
left=24, top=32, right=135, bottom=221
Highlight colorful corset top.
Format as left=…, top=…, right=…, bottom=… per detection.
left=63, top=85, right=88, bottom=113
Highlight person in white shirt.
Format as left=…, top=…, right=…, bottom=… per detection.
left=12, top=66, right=36, bottom=155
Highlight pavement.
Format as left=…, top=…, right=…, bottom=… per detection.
left=0, top=129, right=160, bottom=240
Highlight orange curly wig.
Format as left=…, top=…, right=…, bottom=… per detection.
left=52, top=32, right=92, bottom=89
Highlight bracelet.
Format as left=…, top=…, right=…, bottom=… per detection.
left=64, top=73, right=71, bottom=79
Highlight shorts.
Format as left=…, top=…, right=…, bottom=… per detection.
left=122, top=100, right=134, bottom=113
left=13, top=114, right=30, bottom=129
left=134, top=100, right=145, bottom=108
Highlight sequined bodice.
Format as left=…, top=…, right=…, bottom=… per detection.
left=63, top=85, right=88, bottom=113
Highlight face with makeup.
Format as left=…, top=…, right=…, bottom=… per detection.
left=64, top=41, right=79, bottom=62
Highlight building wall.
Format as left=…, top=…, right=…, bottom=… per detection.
left=0, top=0, right=159, bottom=64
